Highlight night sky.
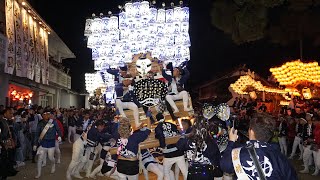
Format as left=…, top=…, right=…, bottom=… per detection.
left=30, top=0, right=320, bottom=93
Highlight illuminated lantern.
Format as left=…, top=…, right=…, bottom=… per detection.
left=15, top=95, right=20, bottom=99
left=84, top=18, right=93, bottom=36
left=165, top=9, right=174, bottom=23
left=28, top=92, right=33, bottom=98
left=249, top=91, right=257, bottom=99
left=11, top=90, right=17, bottom=96
left=302, top=87, right=312, bottom=99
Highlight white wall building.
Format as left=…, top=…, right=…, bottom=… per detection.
left=0, top=0, right=83, bottom=108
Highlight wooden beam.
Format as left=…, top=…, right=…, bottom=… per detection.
left=109, top=135, right=181, bottom=155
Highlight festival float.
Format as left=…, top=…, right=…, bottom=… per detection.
left=83, top=1, right=232, bottom=161
left=83, top=0, right=194, bottom=150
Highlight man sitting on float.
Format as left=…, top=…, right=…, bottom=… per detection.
left=149, top=60, right=179, bottom=120
left=165, top=65, right=192, bottom=113
left=106, top=65, right=128, bottom=85
left=115, top=76, right=141, bottom=128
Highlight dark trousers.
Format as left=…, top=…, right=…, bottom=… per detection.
left=30, top=132, right=37, bottom=159
left=142, top=106, right=155, bottom=124
left=165, top=100, right=177, bottom=120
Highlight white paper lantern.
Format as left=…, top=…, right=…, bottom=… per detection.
left=119, top=12, right=127, bottom=30
left=132, top=2, right=141, bottom=19
left=125, top=2, right=134, bottom=18
left=173, top=7, right=183, bottom=22
left=141, top=1, right=150, bottom=17
left=157, top=9, right=166, bottom=23
left=180, top=22, right=189, bottom=34
left=92, top=18, right=102, bottom=34
left=149, top=8, right=157, bottom=23
left=84, top=19, right=93, bottom=36
left=101, top=17, right=109, bottom=34
left=165, top=9, right=174, bottom=23
left=182, top=7, right=190, bottom=22
left=109, top=16, right=119, bottom=31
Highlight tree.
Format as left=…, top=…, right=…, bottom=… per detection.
left=211, top=0, right=320, bottom=45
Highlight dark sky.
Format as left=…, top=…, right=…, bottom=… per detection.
left=30, top=0, right=320, bottom=93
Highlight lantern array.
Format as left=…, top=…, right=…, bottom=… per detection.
left=270, top=60, right=320, bottom=86
left=84, top=1, right=190, bottom=69
left=230, top=75, right=286, bottom=95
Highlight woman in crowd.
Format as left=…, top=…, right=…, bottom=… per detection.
left=177, top=117, right=223, bottom=180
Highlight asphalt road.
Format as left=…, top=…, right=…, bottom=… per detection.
left=7, top=142, right=320, bottom=180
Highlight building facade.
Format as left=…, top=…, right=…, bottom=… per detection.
left=0, top=0, right=83, bottom=108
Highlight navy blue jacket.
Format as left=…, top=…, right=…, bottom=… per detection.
left=75, top=118, right=93, bottom=135
left=117, top=127, right=151, bottom=158
left=167, top=68, right=190, bottom=91
left=220, top=140, right=297, bottom=180
left=115, top=83, right=140, bottom=106
left=177, top=137, right=221, bottom=167
left=86, top=126, right=112, bottom=147
left=34, top=119, right=62, bottom=145
left=107, top=69, right=122, bottom=84
left=155, top=122, right=184, bottom=158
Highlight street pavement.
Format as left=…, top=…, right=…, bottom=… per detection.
left=7, top=142, right=320, bottom=180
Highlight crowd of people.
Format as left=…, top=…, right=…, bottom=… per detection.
left=1, top=58, right=319, bottom=180
left=0, top=98, right=308, bottom=180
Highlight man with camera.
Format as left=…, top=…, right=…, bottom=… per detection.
left=220, top=113, right=297, bottom=180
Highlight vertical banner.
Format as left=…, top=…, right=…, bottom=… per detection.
left=5, top=0, right=15, bottom=74
left=40, top=27, right=46, bottom=84
left=22, top=8, right=29, bottom=78
left=43, top=32, right=49, bottom=85
left=34, top=22, right=41, bottom=83
left=14, top=0, right=23, bottom=77
left=0, top=34, right=8, bottom=64
left=28, top=15, right=35, bottom=80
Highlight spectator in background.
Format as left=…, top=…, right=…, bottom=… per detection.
left=0, top=108, right=19, bottom=179
left=259, top=103, right=267, bottom=112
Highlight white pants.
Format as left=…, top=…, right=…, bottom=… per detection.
left=314, top=150, right=320, bottom=171
left=74, top=134, right=81, bottom=142
left=278, top=137, right=287, bottom=156
left=83, top=146, right=96, bottom=177
left=163, top=155, right=188, bottom=180
left=55, top=140, right=61, bottom=163
left=302, top=145, right=314, bottom=170
left=36, top=146, right=55, bottom=177
left=166, top=91, right=189, bottom=112
left=145, top=163, right=175, bottom=180
left=175, top=161, right=188, bottom=180
left=290, top=136, right=303, bottom=158
left=118, top=172, right=139, bottom=180
left=66, top=138, right=85, bottom=178
left=68, top=126, right=76, bottom=143
left=116, top=99, right=139, bottom=127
